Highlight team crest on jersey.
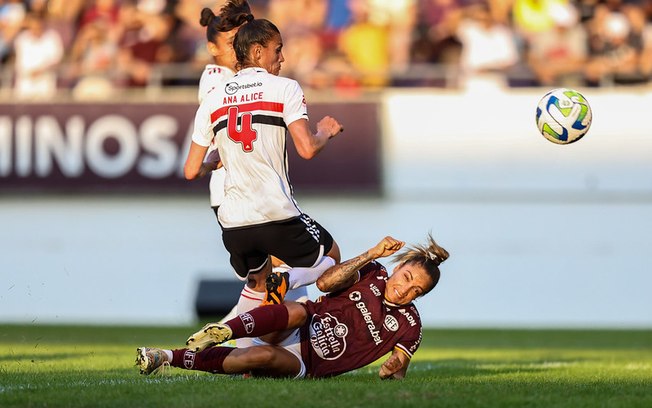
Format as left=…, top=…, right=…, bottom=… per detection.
left=383, top=315, right=399, bottom=332
left=349, top=291, right=361, bottom=302
left=309, top=313, right=347, bottom=360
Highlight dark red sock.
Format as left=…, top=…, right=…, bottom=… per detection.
left=225, top=304, right=289, bottom=338
left=171, top=347, right=234, bottom=374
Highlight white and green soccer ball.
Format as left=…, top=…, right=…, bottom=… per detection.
left=535, top=88, right=592, bottom=144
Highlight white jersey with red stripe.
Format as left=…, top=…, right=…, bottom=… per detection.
left=198, top=64, right=236, bottom=208
left=191, top=67, right=309, bottom=228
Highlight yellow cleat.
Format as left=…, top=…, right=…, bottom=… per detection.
left=185, top=323, right=233, bottom=352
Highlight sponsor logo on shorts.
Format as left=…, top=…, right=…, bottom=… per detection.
left=183, top=350, right=195, bottom=369
left=240, top=313, right=255, bottom=334
left=310, top=313, right=347, bottom=360
left=383, top=315, right=399, bottom=332
left=299, top=214, right=321, bottom=242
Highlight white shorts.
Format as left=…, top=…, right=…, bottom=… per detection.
left=251, top=328, right=306, bottom=378
left=209, top=168, right=226, bottom=208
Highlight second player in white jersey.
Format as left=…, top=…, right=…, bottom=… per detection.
left=198, top=64, right=234, bottom=209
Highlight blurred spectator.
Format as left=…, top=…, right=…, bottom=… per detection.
left=0, top=0, right=25, bottom=63
left=584, top=2, right=647, bottom=85
left=69, top=18, right=118, bottom=99
left=456, top=2, right=519, bottom=89
left=116, top=2, right=174, bottom=87
left=338, top=0, right=389, bottom=87
left=512, top=0, right=568, bottom=40
left=367, top=0, right=417, bottom=75
left=13, top=11, right=64, bottom=99
left=526, top=2, right=588, bottom=86
left=411, top=0, right=463, bottom=67
left=78, top=0, right=121, bottom=30
left=267, top=0, right=328, bottom=82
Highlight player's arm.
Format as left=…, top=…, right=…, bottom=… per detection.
left=379, top=348, right=411, bottom=380
left=287, top=116, right=342, bottom=160
left=316, top=236, right=405, bottom=293
left=184, top=142, right=210, bottom=179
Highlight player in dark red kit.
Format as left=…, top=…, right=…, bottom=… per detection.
left=137, top=234, right=449, bottom=379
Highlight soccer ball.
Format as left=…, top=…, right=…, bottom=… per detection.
left=535, top=88, right=592, bottom=144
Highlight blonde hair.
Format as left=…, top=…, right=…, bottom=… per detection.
left=392, top=233, right=449, bottom=293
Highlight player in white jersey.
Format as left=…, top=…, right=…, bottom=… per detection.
left=193, top=3, right=310, bottom=336
left=184, top=18, right=343, bottom=308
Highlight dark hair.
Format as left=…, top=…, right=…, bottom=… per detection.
left=199, top=0, right=253, bottom=43
left=233, top=18, right=281, bottom=69
left=392, top=233, right=449, bottom=294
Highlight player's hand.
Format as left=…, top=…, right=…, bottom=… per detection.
left=205, top=149, right=221, bottom=166
left=369, top=236, right=405, bottom=259
left=317, top=116, right=343, bottom=139
left=379, top=353, right=402, bottom=379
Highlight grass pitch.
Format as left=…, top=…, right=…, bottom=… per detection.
left=0, top=325, right=650, bottom=407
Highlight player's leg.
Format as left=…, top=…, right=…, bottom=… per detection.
left=138, top=345, right=302, bottom=378
left=186, top=302, right=307, bottom=352
left=220, top=228, right=270, bottom=346
left=261, top=214, right=339, bottom=305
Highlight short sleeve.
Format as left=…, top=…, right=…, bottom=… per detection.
left=358, top=261, right=387, bottom=282
left=395, top=307, right=423, bottom=359
left=283, top=79, right=308, bottom=126
left=190, top=99, right=214, bottom=147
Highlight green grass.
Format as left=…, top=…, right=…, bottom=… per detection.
left=1, top=325, right=651, bottom=407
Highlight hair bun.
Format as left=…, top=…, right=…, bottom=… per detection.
left=245, top=14, right=254, bottom=22
left=200, top=8, right=216, bottom=27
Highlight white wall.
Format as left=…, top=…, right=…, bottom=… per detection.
left=1, top=87, right=651, bottom=327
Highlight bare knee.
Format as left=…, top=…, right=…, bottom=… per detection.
left=327, top=241, right=341, bottom=263
left=242, top=346, right=277, bottom=366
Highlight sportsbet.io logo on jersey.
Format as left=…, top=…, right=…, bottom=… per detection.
left=309, top=313, right=348, bottom=360
left=225, top=81, right=263, bottom=95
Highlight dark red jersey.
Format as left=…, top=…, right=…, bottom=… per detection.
left=300, top=261, right=423, bottom=378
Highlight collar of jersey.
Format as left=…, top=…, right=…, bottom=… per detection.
left=382, top=297, right=402, bottom=308
left=206, top=64, right=235, bottom=75
left=236, top=67, right=268, bottom=76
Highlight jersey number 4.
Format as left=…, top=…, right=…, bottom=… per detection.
left=227, top=106, right=257, bottom=152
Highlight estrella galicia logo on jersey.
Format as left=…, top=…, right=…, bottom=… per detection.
left=225, top=81, right=263, bottom=95
left=183, top=350, right=195, bottom=369
left=383, top=315, right=399, bottom=332
left=349, top=291, right=361, bottom=302
left=309, top=313, right=347, bottom=360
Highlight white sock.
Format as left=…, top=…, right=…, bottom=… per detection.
left=286, top=256, right=335, bottom=290
left=164, top=350, right=173, bottom=362
left=218, top=305, right=238, bottom=324
left=236, top=286, right=264, bottom=314
left=233, top=286, right=265, bottom=349
left=285, top=285, right=309, bottom=303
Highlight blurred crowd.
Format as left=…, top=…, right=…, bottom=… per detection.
left=2, top=0, right=652, bottom=100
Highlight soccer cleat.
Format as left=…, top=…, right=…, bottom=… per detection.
left=136, top=347, right=170, bottom=376
left=261, top=271, right=290, bottom=306
left=185, top=323, right=233, bottom=352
